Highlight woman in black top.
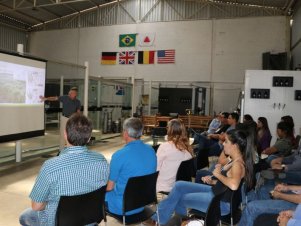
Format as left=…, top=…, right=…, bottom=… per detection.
left=149, top=129, right=254, bottom=225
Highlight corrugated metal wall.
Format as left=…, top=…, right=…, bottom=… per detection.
left=32, top=0, right=283, bottom=31
left=0, top=25, right=28, bottom=52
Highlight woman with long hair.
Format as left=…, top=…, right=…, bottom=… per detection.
left=257, top=117, right=272, bottom=154
left=156, top=119, right=193, bottom=193
left=281, top=115, right=297, bottom=149
left=146, top=129, right=254, bottom=225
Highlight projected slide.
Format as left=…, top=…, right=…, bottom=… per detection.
left=0, top=52, right=46, bottom=142
left=0, top=62, right=45, bottom=104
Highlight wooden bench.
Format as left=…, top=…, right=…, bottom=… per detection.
left=178, top=115, right=212, bottom=131
left=142, top=115, right=157, bottom=134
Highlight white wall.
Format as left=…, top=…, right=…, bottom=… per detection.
left=29, top=16, right=289, bottom=113
left=244, top=70, right=301, bottom=143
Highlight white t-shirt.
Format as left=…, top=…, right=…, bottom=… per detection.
left=156, top=141, right=192, bottom=192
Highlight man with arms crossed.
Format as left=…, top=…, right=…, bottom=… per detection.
left=19, top=114, right=109, bottom=226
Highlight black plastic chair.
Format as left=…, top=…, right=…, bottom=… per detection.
left=189, top=190, right=225, bottom=226
left=152, top=127, right=167, bottom=145
left=195, top=147, right=209, bottom=170
left=220, top=182, right=243, bottom=226
left=176, top=157, right=196, bottom=182
left=105, top=171, right=160, bottom=226
left=188, top=182, right=243, bottom=226
left=159, top=157, right=195, bottom=196
left=55, top=186, right=106, bottom=226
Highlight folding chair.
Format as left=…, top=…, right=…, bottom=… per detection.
left=105, top=172, right=160, bottom=226
left=55, top=186, right=106, bottom=226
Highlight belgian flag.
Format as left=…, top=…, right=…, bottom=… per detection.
left=138, top=51, right=155, bottom=64
left=101, top=52, right=117, bottom=65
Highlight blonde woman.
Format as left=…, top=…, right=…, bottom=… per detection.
left=156, top=119, right=193, bottom=193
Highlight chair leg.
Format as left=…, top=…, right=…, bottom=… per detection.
left=123, top=215, right=126, bottom=226
left=156, top=205, right=160, bottom=226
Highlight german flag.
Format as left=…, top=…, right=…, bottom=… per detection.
left=138, top=51, right=155, bottom=64
left=101, top=52, right=117, bottom=65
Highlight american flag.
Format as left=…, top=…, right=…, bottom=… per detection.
left=157, top=49, right=175, bottom=64
left=119, top=51, right=135, bottom=64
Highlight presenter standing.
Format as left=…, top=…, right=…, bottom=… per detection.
left=40, top=87, right=81, bottom=151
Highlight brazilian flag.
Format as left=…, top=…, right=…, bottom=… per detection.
left=119, top=34, right=136, bottom=47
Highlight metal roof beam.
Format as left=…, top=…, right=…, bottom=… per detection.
left=31, top=0, right=118, bottom=29
left=0, top=2, right=44, bottom=23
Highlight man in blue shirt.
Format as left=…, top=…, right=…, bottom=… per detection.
left=40, top=87, right=81, bottom=150
left=106, top=117, right=157, bottom=215
left=19, top=114, right=109, bottom=226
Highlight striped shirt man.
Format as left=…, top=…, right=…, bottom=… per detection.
left=29, top=146, right=109, bottom=226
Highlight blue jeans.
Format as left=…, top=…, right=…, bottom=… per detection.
left=195, top=163, right=217, bottom=184
left=238, top=200, right=297, bottom=226
left=193, top=133, right=218, bottom=150
left=19, top=208, right=97, bottom=226
left=195, top=170, right=212, bottom=183
left=151, top=181, right=230, bottom=225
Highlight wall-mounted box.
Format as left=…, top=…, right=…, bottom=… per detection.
left=295, top=90, right=301, bottom=101
left=272, top=76, right=294, bottom=87
left=250, top=89, right=270, bottom=99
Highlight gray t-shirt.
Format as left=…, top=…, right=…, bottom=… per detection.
left=58, top=95, right=81, bottom=117
left=274, top=137, right=292, bottom=157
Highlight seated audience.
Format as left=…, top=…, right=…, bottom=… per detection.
left=195, top=112, right=239, bottom=157
left=243, top=114, right=254, bottom=123
left=269, top=145, right=301, bottom=185
left=201, top=113, right=221, bottom=136
left=195, top=150, right=230, bottom=183
left=19, top=114, right=109, bottom=226
left=262, top=121, right=292, bottom=164
left=195, top=120, right=257, bottom=184
left=192, top=112, right=229, bottom=147
left=281, top=115, right=297, bottom=149
left=257, top=117, right=272, bottom=154
left=105, top=117, right=157, bottom=215
left=156, top=119, right=193, bottom=193
left=239, top=184, right=301, bottom=226
left=145, top=129, right=254, bottom=226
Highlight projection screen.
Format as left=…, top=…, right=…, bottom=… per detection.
left=0, top=51, right=46, bottom=143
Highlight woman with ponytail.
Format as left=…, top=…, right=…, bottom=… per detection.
left=145, top=129, right=254, bottom=226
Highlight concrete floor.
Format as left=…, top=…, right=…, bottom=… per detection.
left=0, top=135, right=158, bottom=226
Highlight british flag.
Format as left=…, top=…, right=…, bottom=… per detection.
left=119, top=51, right=135, bottom=64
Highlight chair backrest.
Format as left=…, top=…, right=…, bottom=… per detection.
left=221, top=181, right=243, bottom=225
left=56, top=186, right=106, bottom=226
left=204, top=192, right=224, bottom=226
left=176, top=157, right=195, bottom=182
left=195, top=147, right=209, bottom=170
left=123, top=171, right=159, bottom=213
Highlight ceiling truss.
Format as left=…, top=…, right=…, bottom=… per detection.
left=0, top=0, right=297, bottom=31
